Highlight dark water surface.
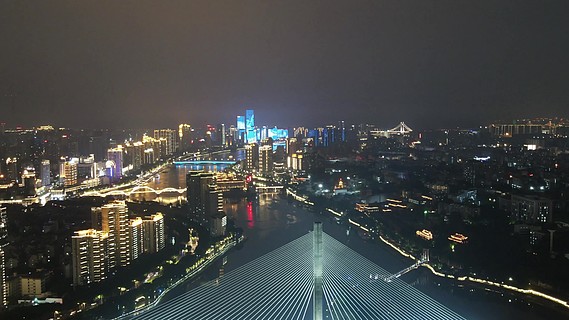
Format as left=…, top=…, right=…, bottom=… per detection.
left=144, top=164, right=568, bottom=320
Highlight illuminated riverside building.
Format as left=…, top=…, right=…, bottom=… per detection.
left=258, top=145, right=273, bottom=175
left=124, top=141, right=144, bottom=171
left=101, top=201, right=130, bottom=268
left=178, top=124, right=192, bottom=151
left=0, top=206, right=7, bottom=307
left=187, top=171, right=215, bottom=223
left=287, top=151, right=306, bottom=171
left=244, top=143, right=259, bottom=172
left=71, top=229, right=109, bottom=286
left=106, top=146, right=123, bottom=182
left=186, top=171, right=226, bottom=236
left=153, top=129, right=178, bottom=155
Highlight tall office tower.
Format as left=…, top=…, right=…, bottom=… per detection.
left=207, top=185, right=226, bottom=237
left=142, top=213, right=165, bottom=253
left=40, top=160, right=50, bottom=187
left=124, top=142, right=143, bottom=171
left=128, top=217, right=144, bottom=261
left=106, top=147, right=123, bottom=182
left=77, top=154, right=97, bottom=182
left=244, top=143, right=259, bottom=172
left=101, top=201, right=130, bottom=268
left=71, top=229, right=109, bottom=286
left=245, top=109, right=256, bottom=143
left=237, top=115, right=246, bottom=143
left=178, top=124, right=192, bottom=152
left=186, top=171, right=215, bottom=224
left=339, top=120, right=346, bottom=142
left=62, top=159, right=78, bottom=187
left=0, top=206, right=7, bottom=307
left=153, top=129, right=178, bottom=155
left=258, top=145, right=274, bottom=175
left=220, top=123, right=226, bottom=147
left=228, top=125, right=237, bottom=146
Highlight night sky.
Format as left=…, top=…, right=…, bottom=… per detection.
left=1, top=1, right=569, bottom=129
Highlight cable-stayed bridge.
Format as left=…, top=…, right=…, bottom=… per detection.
left=131, top=228, right=464, bottom=320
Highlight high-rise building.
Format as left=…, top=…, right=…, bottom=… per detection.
left=259, top=145, right=274, bottom=175
left=244, top=143, right=259, bottom=172
left=510, top=195, right=553, bottom=223
left=101, top=201, right=130, bottom=268
left=40, top=160, right=50, bottom=187
left=237, top=116, right=246, bottom=143
left=154, top=129, right=178, bottom=155
left=186, top=171, right=215, bottom=223
left=106, top=147, right=123, bottom=182
left=220, top=123, right=226, bottom=147
left=71, top=229, right=109, bottom=286
left=128, top=217, right=144, bottom=261
left=61, top=158, right=78, bottom=187
left=186, top=171, right=225, bottom=236
left=287, top=151, right=307, bottom=171
left=22, top=169, right=36, bottom=196
left=0, top=206, right=7, bottom=307
left=5, top=157, right=18, bottom=183
left=143, top=213, right=165, bottom=253
left=178, top=124, right=192, bottom=152
left=245, top=109, right=256, bottom=143
left=123, top=142, right=144, bottom=172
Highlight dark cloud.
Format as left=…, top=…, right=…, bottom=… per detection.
left=1, top=0, right=568, bottom=129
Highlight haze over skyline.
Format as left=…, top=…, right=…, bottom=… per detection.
left=2, top=1, right=569, bottom=129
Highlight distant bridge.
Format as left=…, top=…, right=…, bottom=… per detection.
left=387, top=122, right=413, bottom=135
left=173, top=160, right=236, bottom=165
left=82, top=185, right=186, bottom=197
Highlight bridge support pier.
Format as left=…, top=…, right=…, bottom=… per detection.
left=313, top=221, right=323, bottom=320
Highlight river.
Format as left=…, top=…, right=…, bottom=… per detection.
left=137, top=159, right=567, bottom=320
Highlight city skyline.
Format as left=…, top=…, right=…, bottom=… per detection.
left=2, top=1, right=569, bottom=129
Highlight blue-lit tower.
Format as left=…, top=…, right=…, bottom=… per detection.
left=246, top=109, right=256, bottom=143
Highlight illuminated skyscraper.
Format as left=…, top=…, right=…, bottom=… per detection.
left=128, top=217, right=144, bottom=261
left=143, top=213, right=165, bottom=253
left=186, top=171, right=225, bottom=236
left=245, top=109, right=256, bottom=143
left=0, top=206, right=7, bottom=307
left=259, top=145, right=274, bottom=175
left=71, top=229, right=109, bottom=286
left=154, top=129, right=178, bottom=155
left=106, top=147, right=123, bottom=181
left=101, top=201, right=130, bottom=268
left=244, top=143, right=259, bottom=172
left=61, top=158, right=78, bottom=187
left=187, top=171, right=215, bottom=223
left=178, top=124, right=192, bottom=152
left=40, top=160, right=50, bottom=187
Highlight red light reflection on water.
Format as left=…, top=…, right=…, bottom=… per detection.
left=247, top=201, right=255, bottom=229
